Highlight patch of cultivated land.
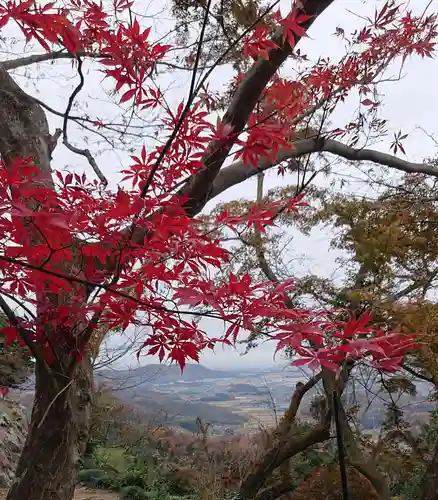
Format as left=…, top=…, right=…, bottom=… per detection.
left=0, top=488, right=120, bottom=500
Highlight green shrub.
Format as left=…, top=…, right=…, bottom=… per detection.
left=119, top=485, right=150, bottom=500
left=163, top=472, right=193, bottom=496
left=118, top=470, right=148, bottom=489
left=396, top=464, right=427, bottom=500
left=77, top=468, right=108, bottom=482
left=77, top=468, right=117, bottom=489
left=79, top=438, right=196, bottom=500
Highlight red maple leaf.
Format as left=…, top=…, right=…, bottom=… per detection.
left=280, top=9, right=313, bottom=48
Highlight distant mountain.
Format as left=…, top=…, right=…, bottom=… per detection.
left=96, top=363, right=238, bottom=386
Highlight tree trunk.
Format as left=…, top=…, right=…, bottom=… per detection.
left=6, top=358, right=93, bottom=500
left=232, top=423, right=330, bottom=500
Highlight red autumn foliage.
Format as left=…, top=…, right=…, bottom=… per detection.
left=0, top=0, right=436, bottom=388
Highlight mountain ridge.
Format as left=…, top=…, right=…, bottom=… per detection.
left=96, top=363, right=240, bottom=385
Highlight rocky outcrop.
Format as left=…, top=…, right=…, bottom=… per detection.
left=0, top=397, right=27, bottom=488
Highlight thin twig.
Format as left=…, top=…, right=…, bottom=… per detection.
left=62, top=57, right=108, bottom=186
left=0, top=254, right=240, bottom=323
left=37, top=379, right=74, bottom=429
left=138, top=0, right=214, bottom=198
left=0, top=295, right=48, bottom=371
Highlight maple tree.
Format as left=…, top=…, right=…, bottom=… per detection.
left=0, top=0, right=438, bottom=499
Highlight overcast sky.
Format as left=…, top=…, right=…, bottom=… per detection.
left=3, top=0, right=438, bottom=370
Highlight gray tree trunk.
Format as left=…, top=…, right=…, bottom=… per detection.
left=6, top=358, right=93, bottom=500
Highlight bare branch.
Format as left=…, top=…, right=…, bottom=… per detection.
left=1, top=51, right=107, bottom=71
left=62, top=139, right=108, bottom=186
left=172, top=0, right=335, bottom=219
left=62, top=58, right=108, bottom=186
left=0, top=295, right=49, bottom=373
left=208, top=138, right=438, bottom=206
left=254, top=481, right=295, bottom=500
left=0, top=290, right=36, bottom=319
left=402, top=362, right=438, bottom=388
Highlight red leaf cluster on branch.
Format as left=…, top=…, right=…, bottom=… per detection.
left=0, top=0, right=436, bottom=374
left=279, top=311, right=420, bottom=373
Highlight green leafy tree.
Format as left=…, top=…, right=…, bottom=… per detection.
left=201, top=160, right=438, bottom=499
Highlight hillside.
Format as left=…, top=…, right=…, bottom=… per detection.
left=95, top=364, right=247, bottom=427
left=117, top=387, right=247, bottom=426
left=10, top=386, right=246, bottom=429
left=19, top=363, right=236, bottom=390
left=10, top=364, right=247, bottom=429
left=96, top=363, right=237, bottom=386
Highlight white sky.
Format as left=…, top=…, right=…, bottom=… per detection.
left=2, top=0, right=438, bottom=369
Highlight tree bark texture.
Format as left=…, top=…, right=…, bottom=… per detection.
left=232, top=422, right=330, bottom=500
left=6, top=358, right=93, bottom=500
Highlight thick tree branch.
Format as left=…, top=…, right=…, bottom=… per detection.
left=140, top=0, right=335, bottom=228
left=1, top=51, right=107, bottom=71
left=209, top=151, right=299, bottom=202
left=279, top=373, right=323, bottom=430
left=207, top=138, right=438, bottom=206
left=388, top=268, right=438, bottom=302
left=232, top=373, right=325, bottom=500
left=402, top=362, right=438, bottom=388
left=232, top=420, right=330, bottom=500
left=313, top=138, right=438, bottom=176
left=253, top=481, right=295, bottom=500
left=1, top=50, right=208, bottom=72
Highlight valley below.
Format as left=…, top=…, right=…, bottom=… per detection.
left=10, top=362, right=436, bottom=437
left=94, top=363, right=435, bottom=436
